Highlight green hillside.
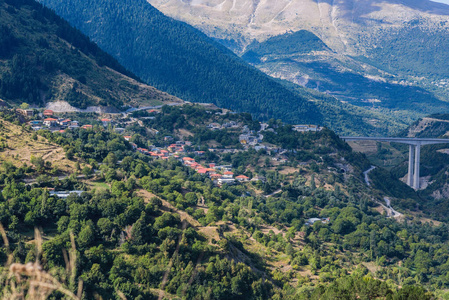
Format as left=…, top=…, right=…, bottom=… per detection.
left=37, top=0, right=325, bottom=124
left=242, top=30, right=329, bottom=63
left=0, top=105, right=446, bottom=299
left=0, top=0, right=181, bottom=109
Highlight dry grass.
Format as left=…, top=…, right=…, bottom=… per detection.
left=0, top=121, right=76, bottom=174
left=0, top=225, right=82, bottom=300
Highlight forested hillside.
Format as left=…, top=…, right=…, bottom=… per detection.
left=0, top=105, right=448, bottom=299
left=0, top=0, right=180, bottom=109
left=37, top=0, right=324, bottom=125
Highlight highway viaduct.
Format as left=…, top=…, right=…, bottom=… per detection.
left=340, top=137, right=449, bottom=190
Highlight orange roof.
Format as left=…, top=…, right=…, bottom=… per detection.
left=224, top=171, right=234, bottom=175
left=197, top=169, right=208, bottom=174
left=206, top=168, right=215, bottom=172
left=182, top=157, right=194, bottom=161
left=101, top=118, right=111, bottom=122
left=236, top=175, right=249, bottom=179
left=61, top=119, right=71, bottom=122
left=161, top=156, right=169, bottom=160
left=44, top=118, right=57, bottom=121
left=82, top=125, right=92, bottom=128
left=210, top=174, right=222, bottom=178
left=59, top=130, right=65, bottom=133
left=124, top=136, right=132, bottom=138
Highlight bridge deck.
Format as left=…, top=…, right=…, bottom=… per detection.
left=341, top=136, right=449, bottom=145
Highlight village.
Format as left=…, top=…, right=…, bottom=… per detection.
left=16, top=106, right=323, bottom=187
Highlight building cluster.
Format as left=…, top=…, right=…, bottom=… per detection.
left=181, top=157, right=249, bottom=186
left=208, top=121, right=240, bottom=130
left=132, top=140, right=194, bottom=160
left=292, top=124, right=322, bottom=132
left=26, top=110, right=114, bottom=132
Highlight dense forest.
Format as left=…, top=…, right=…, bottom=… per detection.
left=0, top=106, right=448, bottom=299
left=37, top=0, right=325, bottom=124
left=242, top=30, right=329, bottom=63
left=0, top=0, right=178, bottom=108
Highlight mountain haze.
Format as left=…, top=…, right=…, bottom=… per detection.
left=146, top=0, right=449, bottom=123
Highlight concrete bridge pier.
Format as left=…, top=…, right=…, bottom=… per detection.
left=407, top=144, right=414, bottom=186
left=413, top=143, right=421, bottom=190
left=341, top=136, right=449, bottom=190
left=406, top=143, right=421, bottom=190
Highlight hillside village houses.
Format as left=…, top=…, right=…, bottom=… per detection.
left=293, top=124, right=322, bottom=132
left=19, top=106, right=324, bottom=188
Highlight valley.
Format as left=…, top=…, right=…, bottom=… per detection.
left=2, top=0, right=449, bottom=299
left=145, top=0, right=449, bottom=135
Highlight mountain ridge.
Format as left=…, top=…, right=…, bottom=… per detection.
left=0, top=0, right=182, bottom=109
left=38, top=0, right=324, bottom=125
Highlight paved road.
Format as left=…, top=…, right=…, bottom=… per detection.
left=363, top=166, right=376, bottom=186
left=341, top=136, right=449, bottom=146
left=124, top=102, right=182, bottom=113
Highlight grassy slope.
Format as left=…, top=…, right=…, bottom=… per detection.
left=0, top=118, right=75, bottom=173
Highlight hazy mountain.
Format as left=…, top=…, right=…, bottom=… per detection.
left=146, top=0, right=449, bottom=122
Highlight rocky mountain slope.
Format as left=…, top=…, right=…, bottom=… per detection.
left=146, top=0, right=449, bottom=54
left=146, top=0, right=449, bottom=123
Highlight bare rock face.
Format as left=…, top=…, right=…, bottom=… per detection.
left=147, top=0, right=449, bottom=54
left=432, top=182, right=449, bottom=200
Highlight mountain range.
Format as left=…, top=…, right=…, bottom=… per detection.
left=36, top=0, right=429, bottom=135
left=146, top=0, right=449, bottom=124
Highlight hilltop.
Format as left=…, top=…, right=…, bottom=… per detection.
left=0, top=0, right=181, bottom=110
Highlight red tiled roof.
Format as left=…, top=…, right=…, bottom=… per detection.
left=224, top=171, right=234, bottom=175
left=236, top=175, right=249, bottom=179
left=44, top=118, right=57, bottom=121
left=182, top=157, right=195, bottom=161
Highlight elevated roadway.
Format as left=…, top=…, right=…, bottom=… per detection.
left=341, top=136, right=449, bottom=189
